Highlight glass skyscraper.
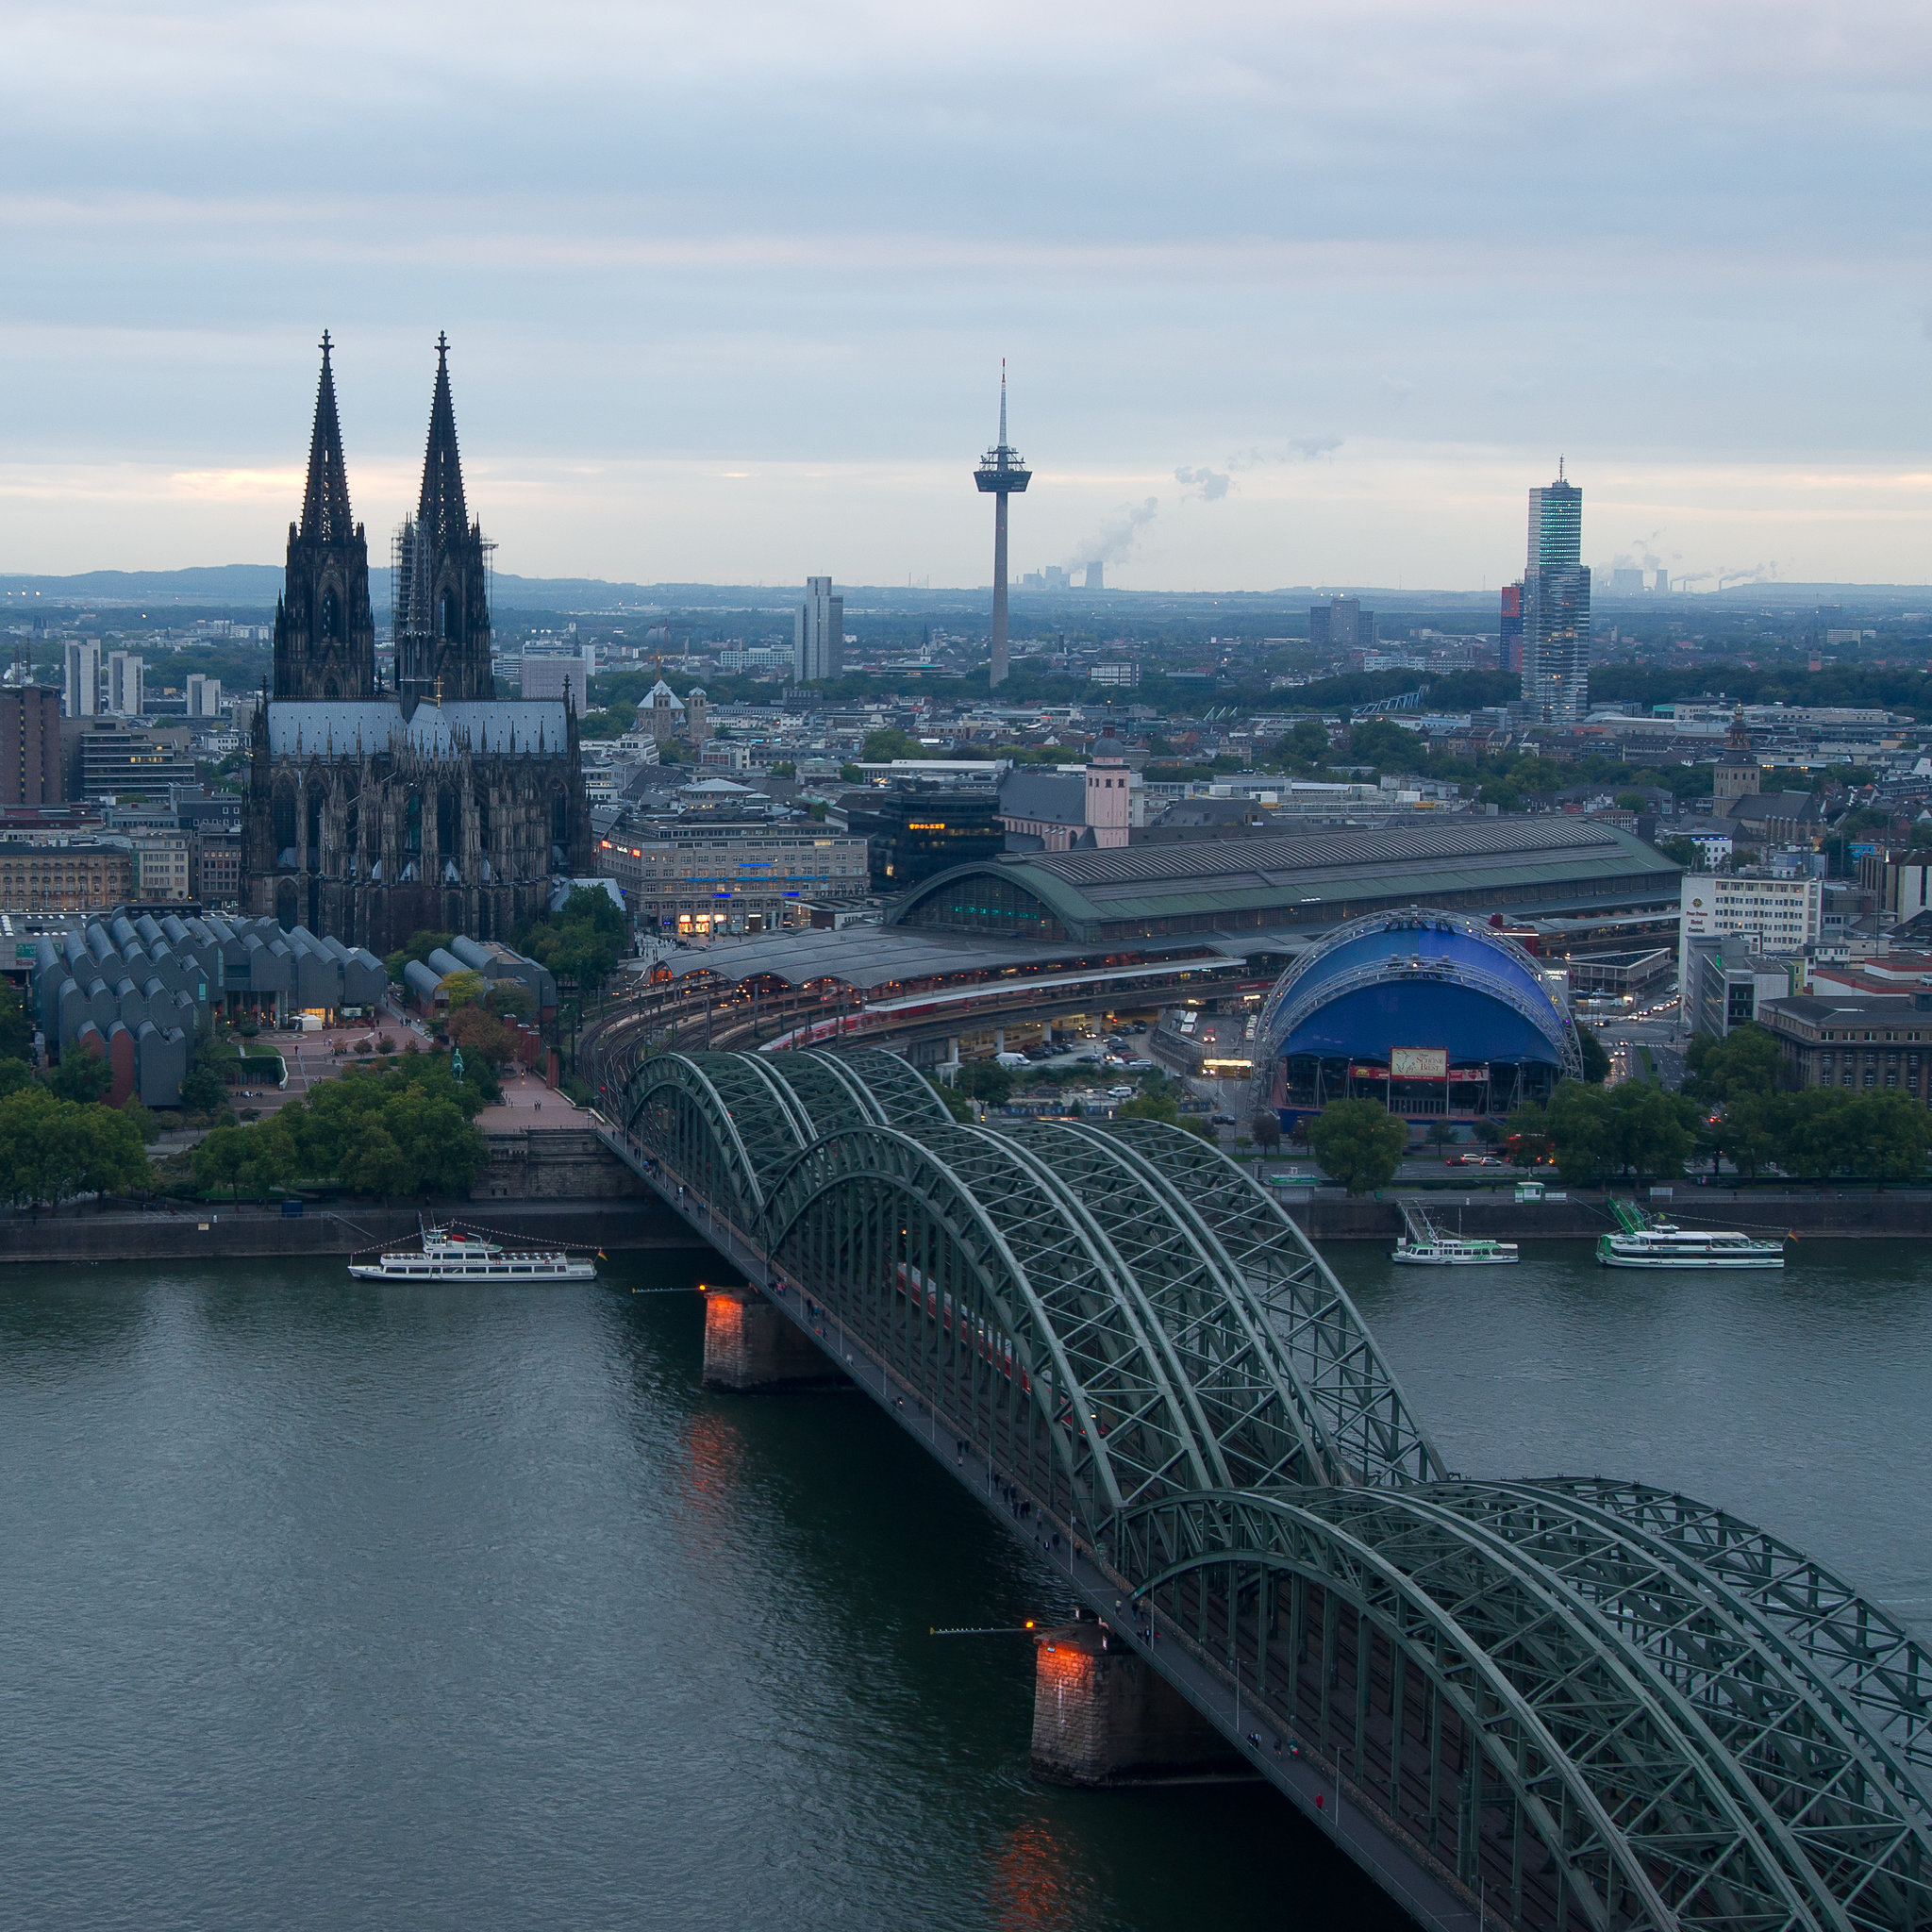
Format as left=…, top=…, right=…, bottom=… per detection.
left=1521, top=470, right=1591, bottom=724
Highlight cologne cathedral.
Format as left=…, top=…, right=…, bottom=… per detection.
left=243, top=335, right=588, bottom=952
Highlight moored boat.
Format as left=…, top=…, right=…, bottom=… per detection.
left=1596, top=1199, right=1783, bottom=1270
left=1392, top=1201, right=1519, bottom=1266
left=349, top=1225, right=597, bottom=1283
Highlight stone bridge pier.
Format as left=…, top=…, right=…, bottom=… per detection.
left=701, top=1288, right=843, bottom=1391
left=1030, top=1621, right=1240, bottom=1785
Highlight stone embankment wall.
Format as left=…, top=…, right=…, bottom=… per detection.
left=0, top=1197, right=706, bottom=1265
left=474, top=1128, right=649, bottom=1201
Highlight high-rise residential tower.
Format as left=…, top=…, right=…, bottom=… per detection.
left=974, top=367, right=1030, bottom=689
left=106, top=651, right=144, bottom=716
left=794, top=576, right=842, bottom=683
left=64, top=639, right=100, bottom=717
left=1521, top=466, right=1591, bottom=724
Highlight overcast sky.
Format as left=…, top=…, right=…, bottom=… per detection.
left=3, top=0, right=1929, bottom=592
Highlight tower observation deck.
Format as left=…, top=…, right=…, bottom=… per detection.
left=974, top=366, right=1031, bottom=689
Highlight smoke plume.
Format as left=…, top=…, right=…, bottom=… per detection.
left=1065, top=496, right=1158, bottom=573
left=1175, top=465, right=1231, bottom=501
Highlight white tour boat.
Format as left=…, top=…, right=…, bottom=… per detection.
left=349, top=1225, right=597, bottom=1283
left=1391, top=1202, right=1519, bottom=1266
left=1596, top=1201, right=1783, bottom=1271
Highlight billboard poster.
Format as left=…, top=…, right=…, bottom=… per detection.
left=1391, top=1047, right=1450, bottom=1079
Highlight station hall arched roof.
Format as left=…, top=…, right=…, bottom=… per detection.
left=889, top=818, right=1681, bottom=946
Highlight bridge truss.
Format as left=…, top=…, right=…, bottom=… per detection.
left=601, top=1046, right=1932, bottom=1932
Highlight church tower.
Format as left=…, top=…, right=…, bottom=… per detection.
left=272, top=334, right=377, bottom=700
left=394, top=335, right=494, bottom=705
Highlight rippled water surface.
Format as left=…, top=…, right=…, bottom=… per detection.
left=3, top=1236, right=1928, bottom=1930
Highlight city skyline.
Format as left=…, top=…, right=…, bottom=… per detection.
left=2, top=1, right=1929, bottom=591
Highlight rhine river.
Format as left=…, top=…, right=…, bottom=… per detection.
left=5, top=1239, right=1930, bottom=1931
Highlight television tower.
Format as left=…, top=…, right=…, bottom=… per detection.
left=974, top=363, right=1030, bottom=689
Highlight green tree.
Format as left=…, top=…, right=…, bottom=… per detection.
left=519, top=887, right=627, bottom=996
left=1684, top=1023, right=1780, bottom=1104
left=45, top=1051, right=110, bottom=1104
left=956, top=1060, right=1015, bottom=1106
left=1307, top=1098, right=1408, bottom=1194
left=0, top=979, right=29, bottom=1061
left=1117, top=1093, right=1180, bottom=1125
left=926, top=1074, right=974, bottom=1124
left=860, top=725, right=921, bottom=762
left=1250, top=1111, right=1283, bottom=1157
left=0, top=1086, right=60, bottom=1208
left=192, top=1124, right=250, bottom=1200
left=0, top=1058, right=33, bottom=1101
left=1279, top=718, right=1331, bottom=766
left=180, top=1032, right=230, bottom=1114
left=73, top=1105, right=151, bottom=1203
left=1653, top=834, right=1701, bottom=868
left=342, top=1122, right=407, bottom=1201
left=484, top=982, right=534, bottom=1022
left=1715, top=1091, right=1781, bottom=1178
left=839, top=763, right=863, bottom=784
left=440, top=969, right=487, bottom=1011
left=1542, top=1079, right=1695, bottom=1184
left=1577, top=1028, right=1611, bottom=1085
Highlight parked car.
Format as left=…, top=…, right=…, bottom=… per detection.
left=1210, top=1111, right=1236, bottom=1125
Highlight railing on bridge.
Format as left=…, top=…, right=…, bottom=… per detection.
left=591, top=1044, right=1932, bottom=1932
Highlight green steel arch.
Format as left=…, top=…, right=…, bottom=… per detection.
left=613, top=1048, right=1932, bottom=1932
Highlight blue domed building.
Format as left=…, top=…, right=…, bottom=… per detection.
left=1254, top=908, right=1582, bottom=1127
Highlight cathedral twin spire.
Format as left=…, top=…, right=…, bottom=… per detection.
left=300, top=332, right=355, bottom=545
left=276, top=333, right=489, bottom=704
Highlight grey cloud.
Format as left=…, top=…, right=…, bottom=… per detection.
left=1175, top=465, right=1231, bottom=500
left=1287, top=434, right=1343, bottom=460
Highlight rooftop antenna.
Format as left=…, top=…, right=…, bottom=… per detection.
left=1558, top=455, right=1566, bottom=482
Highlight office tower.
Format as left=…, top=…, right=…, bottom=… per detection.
left=1500, top=583, right=1524, bottom=675
left=794, top=576, right=842, bottom=683
left=186, top=674, right=223, bottom=719
left=0, top=686, right=62, bottom=803
left=64, top=639, right=101, bottom=717
left=1308, top=595, right=1376, bottom=649
left=1521, top=467, right=1591, bottom=724
left=107, top=651, right=144, bottom=716
left=973, top=366, right=1030, bottom=688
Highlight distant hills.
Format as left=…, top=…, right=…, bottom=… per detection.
left=2, top=565, right=1929, bottom=619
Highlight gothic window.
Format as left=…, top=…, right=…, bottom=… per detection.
left=437, top=790, right=457, bottom=858
left=441, top=590, right=458, bottom=640
left=273, top=785, right=297, bottom=860
left=406, top=793, right=422, bottom=853
left=551, top=792, right=569, bottom=846
left=307, top=790, right=324, bottom=873
left=322, top=591, right=340, bottom=639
